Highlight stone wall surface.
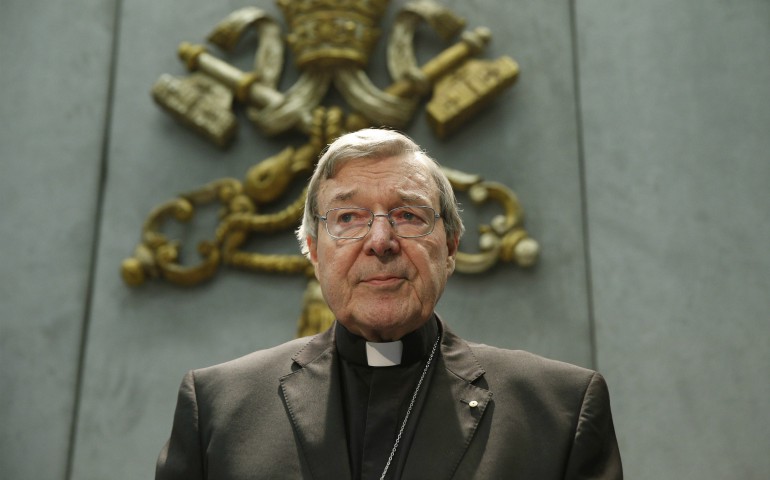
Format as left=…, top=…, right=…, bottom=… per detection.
left=0, top=0, right=117, bottom=478
left=577, top=1, right=770, bottom=477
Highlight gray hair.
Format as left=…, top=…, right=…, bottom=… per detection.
left=296, top=128, right=464, bottom=257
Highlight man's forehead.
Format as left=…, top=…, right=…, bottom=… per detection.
left=318, top=157, right=436, bottom=206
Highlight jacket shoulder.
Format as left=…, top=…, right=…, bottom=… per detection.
left=190, top=334, right=320, bottom=392
left=466, top=342, right=600, bottom=400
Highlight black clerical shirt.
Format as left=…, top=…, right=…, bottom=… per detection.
left=335, top=317, right=441, bottom=480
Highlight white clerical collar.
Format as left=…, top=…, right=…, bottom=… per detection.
left=365, top=340, right=403, bottom=367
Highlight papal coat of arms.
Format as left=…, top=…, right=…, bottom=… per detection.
left=121, top=0, right=539, bottom=336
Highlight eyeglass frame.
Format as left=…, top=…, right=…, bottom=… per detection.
left=316, top=205, right=443, bottom=240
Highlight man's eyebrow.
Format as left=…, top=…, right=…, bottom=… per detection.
left=399, top=192, right=429, bottom=204
left=330, top=191, right=356, bottom=203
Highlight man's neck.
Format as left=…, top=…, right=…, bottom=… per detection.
left=334, top=316, right=439, bottom=367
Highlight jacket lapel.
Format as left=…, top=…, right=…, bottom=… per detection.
left=279, top=321, right=491, bottom=480
left=402, top=324, right=492, bottom=480
left=280, top=327, right=352, bottom=480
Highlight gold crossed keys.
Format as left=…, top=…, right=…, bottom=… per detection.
left=121, top=0, right=539, bottom=336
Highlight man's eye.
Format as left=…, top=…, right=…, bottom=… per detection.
left=336, top=211, right=366, bottom=224
left=393, top=209, right=424, bottom=223
left=338, top=212, right=362, bottom=224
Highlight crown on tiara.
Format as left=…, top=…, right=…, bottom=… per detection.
left=277, top=0, right=390, bottom=69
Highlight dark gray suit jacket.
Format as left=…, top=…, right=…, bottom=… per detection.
left=156, top=320, right=622, bottom=479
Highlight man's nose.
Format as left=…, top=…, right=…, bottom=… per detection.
left=364, top=215, right=400, bottom=257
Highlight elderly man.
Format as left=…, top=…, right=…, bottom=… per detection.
left=156, top=128, right=623, bottom=479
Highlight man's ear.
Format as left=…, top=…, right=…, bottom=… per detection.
left=307, top=235, right=320, bottom=280
left=446, top=234, right=459, bottom=275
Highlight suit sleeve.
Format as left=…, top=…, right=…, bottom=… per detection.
left=155, top=370, right=205, bottom=480
left=564, top=372, right=623, bottom=479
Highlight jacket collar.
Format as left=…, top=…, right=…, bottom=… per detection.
left=280, top=317, right=491, bottom=480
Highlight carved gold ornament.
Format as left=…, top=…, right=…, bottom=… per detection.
left=122, top=0, right=540, bottom=336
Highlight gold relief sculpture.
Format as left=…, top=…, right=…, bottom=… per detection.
left=124, top=0, right=540, bottom=336
left=442, top=167, right=539, bottom=273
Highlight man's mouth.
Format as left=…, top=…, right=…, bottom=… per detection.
left=360, top=275, right=404, bottom=287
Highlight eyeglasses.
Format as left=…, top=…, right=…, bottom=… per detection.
left=317, top=206, right=441, bottom=240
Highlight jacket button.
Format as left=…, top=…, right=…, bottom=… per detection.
left=468, top=400, right=478, bottom=408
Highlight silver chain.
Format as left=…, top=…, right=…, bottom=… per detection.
left=379, top=335, right=441, bottom=480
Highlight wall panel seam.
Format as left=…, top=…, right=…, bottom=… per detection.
left=568, top=0, right=598, bottom=371
left=65, top=0, right=124, bottom=478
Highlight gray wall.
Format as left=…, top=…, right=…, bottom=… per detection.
left=1, top=0, right=767, bottom=478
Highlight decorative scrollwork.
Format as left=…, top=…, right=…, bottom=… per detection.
left=443, top=167, right=539, bottom=273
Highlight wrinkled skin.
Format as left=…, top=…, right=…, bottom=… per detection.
left=307, top=155, right=458, bottom=342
